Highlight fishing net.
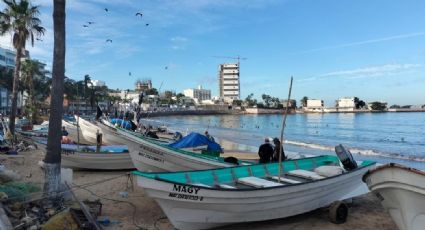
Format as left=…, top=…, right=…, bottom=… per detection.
left=0, top=181, right=41, bottom=202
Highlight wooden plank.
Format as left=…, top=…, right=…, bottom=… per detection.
left=269, top=176, right=301, bottom=184
left=237, top=176, right=282, bottom=188
left=287, top=169, right=325, bottom=180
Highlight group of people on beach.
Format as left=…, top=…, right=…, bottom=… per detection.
left=258, top=137, right=286, bottom=163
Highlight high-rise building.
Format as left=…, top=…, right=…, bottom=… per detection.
left=0, top=46, right=16, bottom=115
left=218, top=63, right=239, bottom=101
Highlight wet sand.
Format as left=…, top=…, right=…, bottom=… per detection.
left=1, top=149, right=397, bottom=230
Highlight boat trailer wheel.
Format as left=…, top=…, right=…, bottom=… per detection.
left=328, top=201, right=348, bottom=224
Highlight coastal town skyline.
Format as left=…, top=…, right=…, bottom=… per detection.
left=1, top=0, right=425, bottom=106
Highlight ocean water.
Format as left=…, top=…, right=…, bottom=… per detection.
left=143, top=112, right=425, bottom=170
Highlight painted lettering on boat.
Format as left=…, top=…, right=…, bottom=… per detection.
left=173, top=184, right=201, bottom=194
left=168, top=192, right=204, bottom=201
left=138, top=145, right=164, bottom=156
left=138, top=152, right=164, bottom=163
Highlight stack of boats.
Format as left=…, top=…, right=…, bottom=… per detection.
left=22, top=115, right=424, bottom=229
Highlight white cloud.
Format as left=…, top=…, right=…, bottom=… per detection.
left=321, top=64, right=421, bottom=78
left=294, top=32, right=425, bottom=54
left=296, top=63, right=422, bottom=84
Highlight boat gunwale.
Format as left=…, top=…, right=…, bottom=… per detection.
left=363, top=162, right=425, bottom=182
left=134, top=156, right=376, bottom=192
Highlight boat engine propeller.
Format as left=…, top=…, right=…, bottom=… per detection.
left=335, top=144, right=358, bottom=171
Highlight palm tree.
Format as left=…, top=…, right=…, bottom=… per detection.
left=21, top=59, right=42, bottom=124
left=300, top=96, right=309, bottom=108
left=43, top=0, right=65, bottom=201
left=0, top=0, right=45, bottom=135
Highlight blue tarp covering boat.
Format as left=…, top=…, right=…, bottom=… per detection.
left=168, top=132, right=222, bottom=152
left=110, top=118, right=132, bottom=130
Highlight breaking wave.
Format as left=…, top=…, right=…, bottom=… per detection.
left=286, top=140, right=425, bottom=162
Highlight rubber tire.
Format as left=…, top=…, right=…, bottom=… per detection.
left=329, top=201, right=348, bottom=224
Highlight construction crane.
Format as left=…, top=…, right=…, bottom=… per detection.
left=212, top=55, right=247, bottom=65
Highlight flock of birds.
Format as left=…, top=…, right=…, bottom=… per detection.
left=81, top=8, right=149, bottom=44
left=33, top=7, right=169, bottom=76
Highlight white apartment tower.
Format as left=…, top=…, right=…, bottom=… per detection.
left=219, top=63, right=240, bottom=101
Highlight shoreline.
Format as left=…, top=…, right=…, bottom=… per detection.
left=137, top=109, right=425, bottom=118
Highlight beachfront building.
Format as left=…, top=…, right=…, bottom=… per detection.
left=183, top=85, right=211, bottom=104
left=109, top=90, right=140, bottom=102
left=304, top=99, right=324, bottom=112
left=135, top=79, right=152, bottom=92
left=0, top=47, right=15, bottom=115
left=218, top=63, right=240, bottom=102
left=90, top=80, right=106, bottom=87
left=337, top=97, right=356, bottom=112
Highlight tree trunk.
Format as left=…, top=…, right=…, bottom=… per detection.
left=8, top=47, right=22, bottom=136
left=43, top=0, right=66, bottom=201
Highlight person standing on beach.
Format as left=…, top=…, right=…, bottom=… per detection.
left=272, top=138, right=286, bottom=162
left=258, top=138, right=273, bottom=163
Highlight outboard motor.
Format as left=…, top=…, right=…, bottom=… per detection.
left=335, top=144, right=358, bottom=171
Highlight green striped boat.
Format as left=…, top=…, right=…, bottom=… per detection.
left=133, top=155, right=376, bottom=229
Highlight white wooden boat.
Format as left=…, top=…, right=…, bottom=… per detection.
left=363, top=163, right=425, bottom=230
left=36, top=140, right=135, bottom=170
left=116, top=127, right=239, bottom=172
left=76, top=115, right=134, bottom=146
left=61, top=150, right=134, bottom=170
left=134, top=155, right=376, bottom=229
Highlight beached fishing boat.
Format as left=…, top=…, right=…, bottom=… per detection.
left=134, top=155, right=376, bottom=229
left=37, top=140, right=135, bottom=170
left=116, top=127, right=239, bottom=172
left=76, top=115, right=136, bottom=146
left=363, top=163, right=425, bottom=230
left=61, top=146, right=134, bottom=170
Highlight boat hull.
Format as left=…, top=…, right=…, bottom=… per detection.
left=61, top=151, right=134, bottom=170
left=77, top=116, right=128, bottom=145
left=363, top=164, right=425, bottom=230
left=138, top=164, right=374, bottom=229
left=117, top=129, right=231, bottom=172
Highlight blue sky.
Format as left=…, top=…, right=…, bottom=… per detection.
left=1, top=0, right=425, bottom=106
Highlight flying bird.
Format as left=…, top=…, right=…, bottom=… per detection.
left=104, top=8, right=108, bottom=12
left=165, top=66, right=168, bottom=70
left=129, top=72, right=132, bottom=76
left=135, top=12, right=143, bottom=17
left=145, top=23, right=149, bottom=26
left=82, top=25, right=89, bottom=27
left=106, top=39, right=112, bottom=43
left=36, top=38, right=43, bottom=42
left=87, top=21, right=95, bottom=24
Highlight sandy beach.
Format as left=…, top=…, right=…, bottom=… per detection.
left=1, top=148, right=397, bottom=230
